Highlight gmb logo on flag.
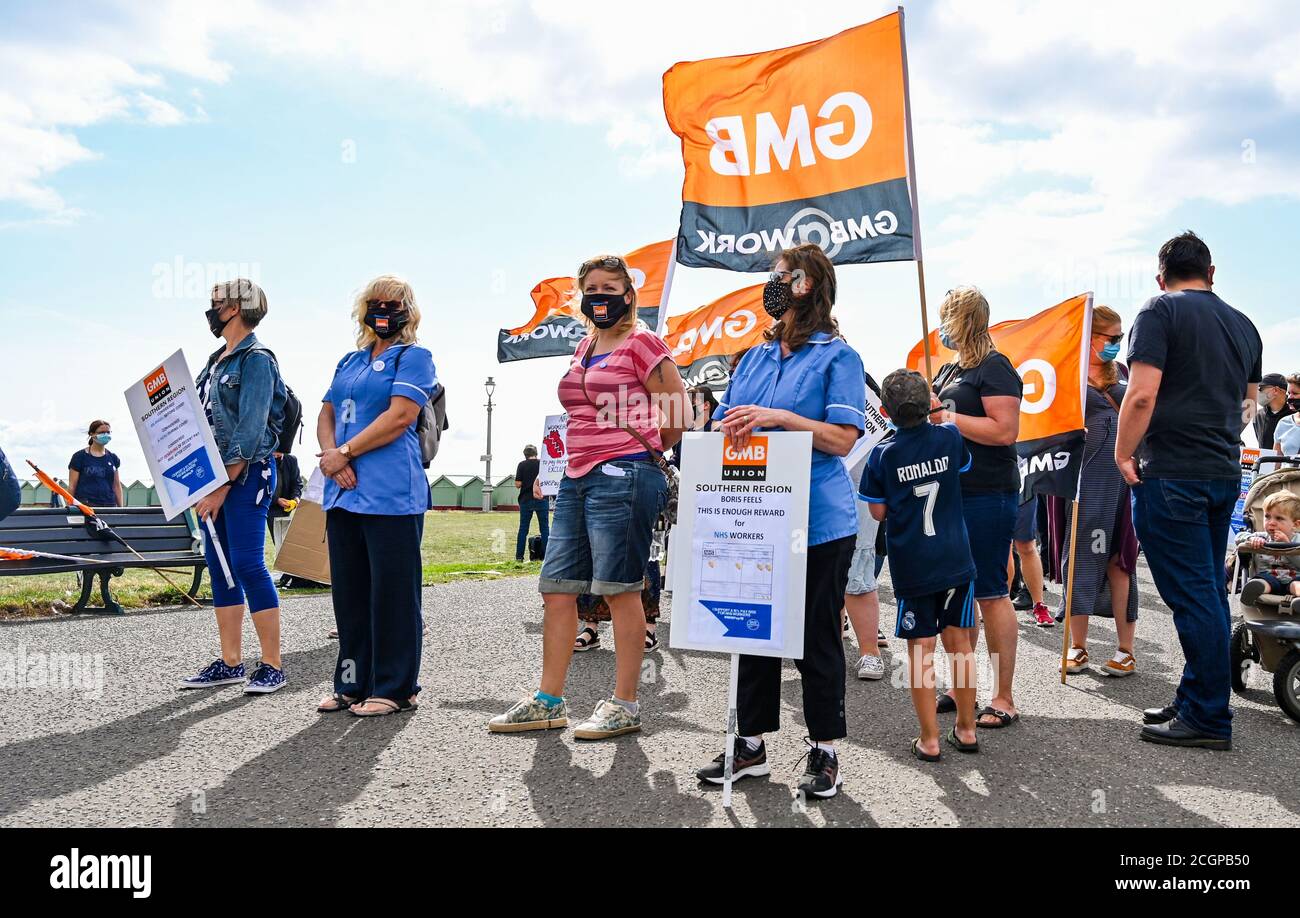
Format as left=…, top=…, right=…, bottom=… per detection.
left=662, top=11, right=917, bottom=271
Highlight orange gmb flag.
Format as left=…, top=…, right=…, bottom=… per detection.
left=498, top=240, right=674, bottom=363
left=663, top=284, right=771, bottom=391
left=663, top=10, right=915, bottom=271
left=907, top=293, right=1094, bottom=498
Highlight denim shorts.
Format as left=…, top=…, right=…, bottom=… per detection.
left=538, top=459, right=668, bottom=596
left=962, top=490, right=1018, bottom=600
left=1013, top=494, right=1038, bottom=543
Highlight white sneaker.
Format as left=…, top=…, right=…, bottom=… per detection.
left=857, top=653, right=885, bottom=681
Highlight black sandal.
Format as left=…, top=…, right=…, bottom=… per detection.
left=935, top=693, right=957, bottom=715
left=317, top=693, right=359, bottom=713
left=574, top=626, right=600, bottom=652
left=349, top=697, right=418, bottom=717
left=645, top=629, right=659, bottom=651
left=976, top=706, right=1020, bottom=729
left=911, top=738, right=941, bottom=762
left=945, top=727, right=980, bottom=753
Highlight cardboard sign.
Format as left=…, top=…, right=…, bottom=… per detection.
left=124, top=349, right=227, bottom=520
left=669, top=431, right=811, bottom=658
left=272, top=499, right=331, bottom=585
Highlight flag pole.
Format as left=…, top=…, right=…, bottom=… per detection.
left=1059, top=498, right=1081, bottom=683
left=1059, top=293, right=1095, bottom=682
left=897, top=6, right=933, bottom=382
left=655, top=242, right=678, bottom=339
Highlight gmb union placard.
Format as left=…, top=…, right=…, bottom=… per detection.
left=124, top=349, right=227, bottom=520
left=669, top=431, right=811, bottom=659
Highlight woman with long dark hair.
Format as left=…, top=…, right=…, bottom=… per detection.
left=695, top=243, right=866, bottom=799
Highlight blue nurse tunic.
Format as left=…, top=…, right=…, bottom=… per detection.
left=322, top=343, right=438, bottom=516
left=713, top=331, right=866, bottom=546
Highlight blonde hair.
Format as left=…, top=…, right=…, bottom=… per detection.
left=352, top=275, right=422, bottom=349
left=939, top=286, right=995, bottom=369
left=576, top=254, right=639, bottom=337
left=1263, top=490, right=1300, bottom=522
left=211, top=278, right=268, bottom=328
left=1093, top=304, right=1123, bottom=389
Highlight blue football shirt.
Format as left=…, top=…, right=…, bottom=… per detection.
left=859, top=422, right=975, bottom=599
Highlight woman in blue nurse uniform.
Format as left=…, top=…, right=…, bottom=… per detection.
left=694, top=243, right=866, bottom=801
left=315, top=275, right=437, bottom=717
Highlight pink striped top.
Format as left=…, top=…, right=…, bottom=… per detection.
left=558, top=329, right=673, bottom=478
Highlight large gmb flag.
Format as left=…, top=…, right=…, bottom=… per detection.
left=662, top=11, right=916, bottom=272
left=662, top=284, right=772, bottom=392
left=907, top=293, right=1094, bottom=501
left=497, top=240, right=673, bottom=362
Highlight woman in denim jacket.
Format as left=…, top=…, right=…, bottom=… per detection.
left=180, top=279, right=289, bottom=694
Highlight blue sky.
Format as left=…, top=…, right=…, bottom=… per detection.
left=2, top=0, right=1298, bottom=484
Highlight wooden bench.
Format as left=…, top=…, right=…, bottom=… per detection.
left=0, top=506, right=206, bottom=614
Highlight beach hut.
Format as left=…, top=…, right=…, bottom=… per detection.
left=429, top=475, right=461, bottom=509
left=458, top=476, right=486, bottom=509
left=491, top=476, right=518, bottom=510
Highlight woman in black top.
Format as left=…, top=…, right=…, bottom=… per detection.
left=931, top=286, right=1024, bottom=728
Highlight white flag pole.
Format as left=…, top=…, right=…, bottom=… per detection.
left=655, top=243, right=677, bottom=339
left=898, top=6, right=934, bottom=382
left=722, top=651, right=740, bottom=809
left=204, top=517, right=236, bottom=590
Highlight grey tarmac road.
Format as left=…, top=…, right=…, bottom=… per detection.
left=1, top=561, right=1297, bottom=828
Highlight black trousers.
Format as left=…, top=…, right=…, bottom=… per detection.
left=737, top=535, right=854, bottom=741
left=326, top=508, right=425, bottom=701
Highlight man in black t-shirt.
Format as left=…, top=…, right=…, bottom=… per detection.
left=514, top=445, right=548, bottom=561
left=1117, top=231, right=1261, bottom=751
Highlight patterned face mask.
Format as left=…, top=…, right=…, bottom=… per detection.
left=762, top=279, right=794, bottom=320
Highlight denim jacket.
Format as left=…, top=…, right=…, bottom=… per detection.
left=195, top=333, right=287, bottom=478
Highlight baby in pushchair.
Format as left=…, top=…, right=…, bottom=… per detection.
left=1236, top=489, right=1300, bottom=613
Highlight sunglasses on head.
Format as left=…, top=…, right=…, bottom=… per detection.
left=581, top=255, right=628, bottom=273
left=366, top=299, right=404, bottom=311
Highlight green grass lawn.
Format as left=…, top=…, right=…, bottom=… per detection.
left=0, top=510, right=541, bottom=618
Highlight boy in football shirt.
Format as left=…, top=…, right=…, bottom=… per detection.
left=860, top=369, right=980, bottom=761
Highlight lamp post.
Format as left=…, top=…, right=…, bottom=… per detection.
left=482, top=377, right=496, bottom=512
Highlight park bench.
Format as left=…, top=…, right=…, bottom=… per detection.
left=0, top=506, right=206, bottom=614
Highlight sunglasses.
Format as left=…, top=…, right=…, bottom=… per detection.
left=769, top=270, right=795, bottom=283
left=366, top=299, right=404, bottom=311
left=1093, top=331, right=1124, bottom=345
left=580, top=255, right=628, bottom=273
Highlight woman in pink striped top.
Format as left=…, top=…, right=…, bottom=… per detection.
left=490, top=254, right=689, bottom=740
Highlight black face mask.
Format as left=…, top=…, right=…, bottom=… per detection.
left=763, top=279, right=794, bottom=320
left=365, top=307, right=408, bottom=339
left=205, top=306, right=231, bottom=338
left=580, top=292, right=631, bottom=329
left=1288, top=397, right=1300, bottom=412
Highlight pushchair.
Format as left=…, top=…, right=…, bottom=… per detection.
left=1229, top=455, right=1300, bottom=723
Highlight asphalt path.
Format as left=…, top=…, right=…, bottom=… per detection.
left=1, top=561, right=1297, bottom=827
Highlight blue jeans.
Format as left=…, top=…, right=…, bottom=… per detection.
left=1132, top=477, right=1238, bottom=739
left=539, top=459, right=667, bottom=595
left=203, top=459, right=279, bottom=612
left=516, top=495, right=550, bottom=560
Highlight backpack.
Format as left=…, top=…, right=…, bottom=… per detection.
left=528, top=534, right=545, bottom=561
left=393, top=346, right=449, bottom=468
left=204, top=343, right=303, bottom=455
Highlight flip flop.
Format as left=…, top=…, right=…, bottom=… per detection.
left=911, top=738, right=941, bottom=762
left=945, top=727, right=980, bottom=753
left=317, top=693, right=359, bottom=713
left=976, top=706, right=1019, bottom=729
left=935, top=693, right=957, bottom=715
left=350, top=697, right=418, bottom=717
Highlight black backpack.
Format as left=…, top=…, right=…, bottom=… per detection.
left=204, top=343, right=303, bottom=455
left=393, top=345, right=449, bottom=468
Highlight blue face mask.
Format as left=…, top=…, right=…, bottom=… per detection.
left=94, top=433, right=112, bottom=445
left=1099, top=342, right=1121, bottom=362
left=938, top=327, right=956, bottom=349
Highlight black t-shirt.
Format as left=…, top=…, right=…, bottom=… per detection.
left=1254, top=402, right=1295, bottom=451
left=935, top=352, right=1023, bottom=494
left=1127, top=289, right=1262, bottom=480
left=516, top=458, right=540, bottom=498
